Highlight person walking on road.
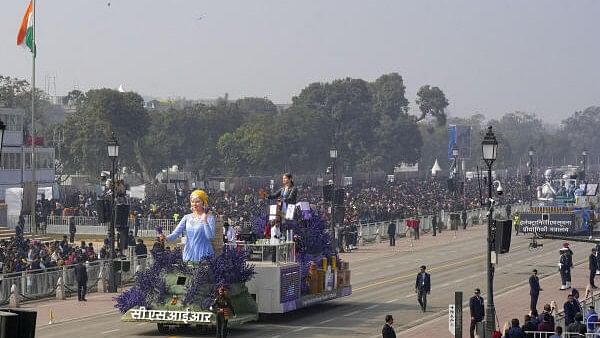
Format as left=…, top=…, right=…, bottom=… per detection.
left=469, top=288, right=485, bottom=338
left=211, top=285, right=235, bottom=338
left=529, top=269, right=542, bottom=313
left=387, top=222, right=396, bottom=247
left=415, top=265, right=431, bottom=312
left=590, top=248, right=599, bottom=289
left=74, top=259, right=88, bottom=301
left=381, top=314, right=396, bottom=338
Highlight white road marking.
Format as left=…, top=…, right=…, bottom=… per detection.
left=292, top=327, right=307, bottom=332
left=319, top=318, right=334, bottom=324
left=343, top=310, right=361, bottom=317
left=365, top=304, right=379, bottom=310
left=101, top=329, right=120, bottom=334
left=386, top=298, right=400, bottom=303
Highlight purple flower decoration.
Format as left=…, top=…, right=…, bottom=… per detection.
left=114, top=287, right=147, bottom=313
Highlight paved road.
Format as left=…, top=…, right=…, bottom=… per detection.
left=34, top=227, right=584, bottom=338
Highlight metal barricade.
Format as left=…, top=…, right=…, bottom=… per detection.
left=0, top=254, right=155, bottom=305
left=225, top=242, right=296, bottom=264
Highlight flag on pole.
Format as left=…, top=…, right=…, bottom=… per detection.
left=16, top=0, right=36, bottom=56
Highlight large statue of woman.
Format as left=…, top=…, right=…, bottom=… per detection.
left=161, top=190, right=216, bottom=261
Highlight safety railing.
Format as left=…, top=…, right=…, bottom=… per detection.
left=553, top=291, right=600, bottom=331
left=3, top=202, right=527, bottom=242
left=355, top=202, right=528, bottom=245
left=525, top=332, right=598, bottom=337
left=0, top=254, right=154, bottom=305
left=226, top=241, right=296, bottom=264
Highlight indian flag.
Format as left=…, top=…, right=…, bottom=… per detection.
left=16, top=0, right=35, bottom=56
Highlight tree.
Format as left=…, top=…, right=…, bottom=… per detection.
left=415, top=85, right=449, bottom=126
left=370, top=73, right=421, bottom=171
left=0, top=75, right=29, bottom=108
left=370, top=73, right=409, bottom=119
left=62, top=89, right=149, bottom=176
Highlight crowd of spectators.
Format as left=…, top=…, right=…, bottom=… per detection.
left=28, top=174, right=543, bottom=229
left=0, top=234, right=98, bottom=275
left=0, top=173, right=544, bottom=275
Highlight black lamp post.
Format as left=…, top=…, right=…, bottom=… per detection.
left=0, top=119, right=6, bottom=163
left=452, top=144, right=460, bottom=195
left=482, top=126, right=498, bottom=337
left=528, top=147, right=535, bottom=206
left=107, top=133, right=119, bottom=293
left=329, top=148, right=338, bottom=248
left=582, top=150, right=588, bottom=182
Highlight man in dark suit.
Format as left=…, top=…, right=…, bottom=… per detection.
left=529, top=269, right=542, bottom=312
left=563, top=292, right=581, bottom=326
left=469, top=288, right=485, bottom=338
left=69, top=216, right=77, bottom=243
left=381, top=314, right=396, bottom=338
left=415, top=265, right=431, bottom=312
left=387, top=222, right=396, bottom=246
left=590, top=248, right=598, bottom=289
left=74, top=259, right=88, bottom=301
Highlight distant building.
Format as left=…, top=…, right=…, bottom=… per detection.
left=0, top=108, right=55, bottom=200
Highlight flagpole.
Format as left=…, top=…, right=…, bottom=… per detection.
left=31, top=0, right=37, bottom=233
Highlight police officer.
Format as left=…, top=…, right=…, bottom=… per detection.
left=560, top=247, right=572, bottom=290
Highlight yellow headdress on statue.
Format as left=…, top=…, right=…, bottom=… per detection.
left=190, top=189, right=209, bottom=206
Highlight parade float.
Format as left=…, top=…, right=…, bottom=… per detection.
left=116, top=198, right=351, bottom=332
left=520, top=166, right=598, bottom=237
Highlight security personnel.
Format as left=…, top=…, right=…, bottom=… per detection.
left=513, top=212, right=520, bottom=236
left=415, top=265, right=431, bottom=312
left=560, top=247, right=572, bottom=290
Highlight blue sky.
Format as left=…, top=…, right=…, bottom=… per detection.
left=1, top=0, right=599, bottom=123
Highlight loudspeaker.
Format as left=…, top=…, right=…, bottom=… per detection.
left=323, top=184, right=333, bottom=202
left=3, top=308, right=37, bottom=338
left=334, top=189, right=345, bottom=205
left=115, top=204, right=130, bottom=229
left=96, top=199, right=110, bottom=223
left=495, top=219, right=513, bottom=254
left=333, top=205, right=345, bottom=224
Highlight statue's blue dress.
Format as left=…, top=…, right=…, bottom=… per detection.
left=166, top=213, right=216, bottom=261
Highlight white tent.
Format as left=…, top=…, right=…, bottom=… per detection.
left=6, top=186, right=53, bottom=216
left=128, top=184, right=146, bottom=200
left=431, top=158, right=442, bottom=176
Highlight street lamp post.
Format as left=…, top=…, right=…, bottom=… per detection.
left=582, top=150, right=588, bottom=182
left=0, top=119, right=6, bottom=163
left=330, top=148, right=338, bottom=249
left=482, top=126, right=498, bottom=337
left=528, top=147, right=535, bottom=207
left=107, top=133, right=120, bottom=293
left=452, top=144, right=459, bottom=180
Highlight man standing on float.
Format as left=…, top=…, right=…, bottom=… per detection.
left=161, top=190, right=216, bottom=261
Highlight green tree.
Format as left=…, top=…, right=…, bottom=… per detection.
left=62, top=89, right=149, bottom=176
left=370, top=73, right=421, bottom=171
left=415, top=85, right=449, bottom=126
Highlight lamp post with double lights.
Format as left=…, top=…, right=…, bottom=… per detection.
left=482, top=126, right=498, bottom=337
left=107, top=133, right=120, bottom=293
left=528, top=147, right=535, bottom=206
left=329, top=148, right=338, bottom=249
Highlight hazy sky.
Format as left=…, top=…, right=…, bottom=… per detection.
left=2, top=0, right=599, bottom=123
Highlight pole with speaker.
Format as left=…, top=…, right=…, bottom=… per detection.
left=494, top=219, right=513, bottom=254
